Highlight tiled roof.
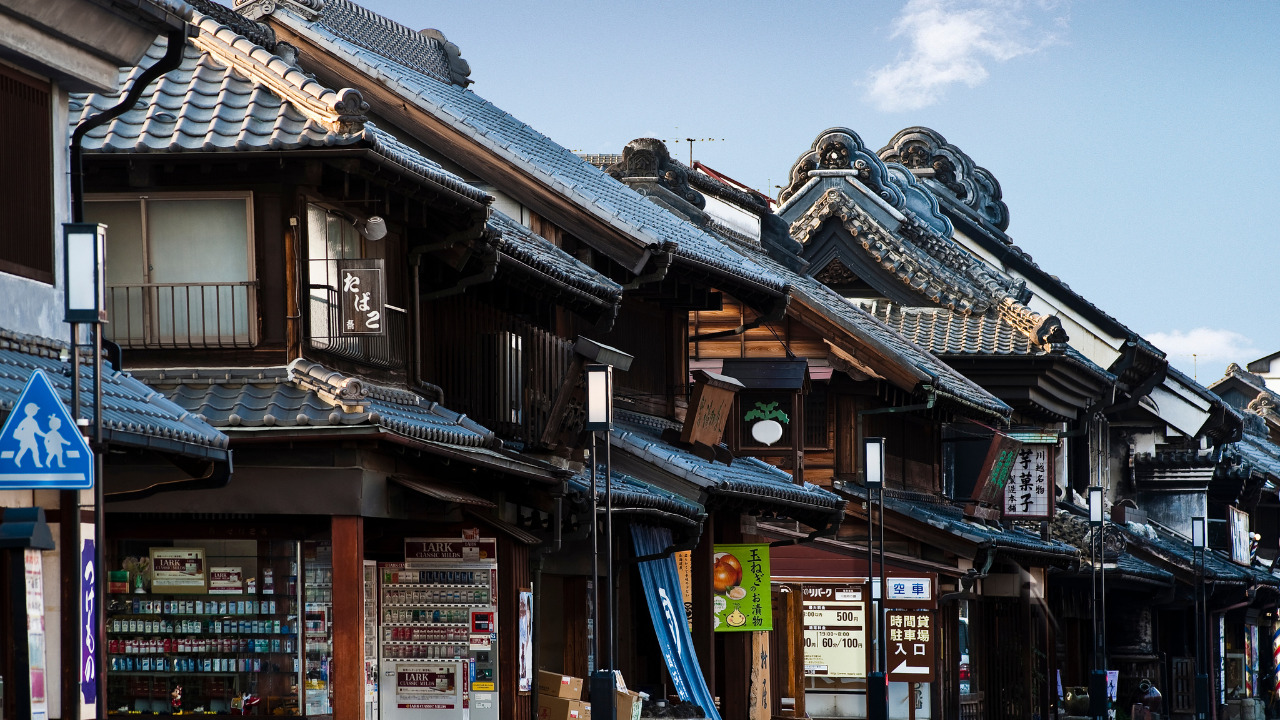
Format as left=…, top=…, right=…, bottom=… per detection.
left=71, top=13, right=489, bottom=206
left=1121, top=522, right=1272, bottom=585
left=881, top=128, right=1166, bottom=366
left=0, top=331, right=228, bottom=460
left=1112, top=554, right=1175, bottom=584
left=725, top=242, right=1013, bottom=421
left=838, top=482, right=1077, bottom=560
left=1225, top=433, right=1280, bottom=482
left=487, top=211, right=622, bottom=307
left=305, top=0, right=466, bottom=85
left=867, top=302, right=1115, bottom=383
left=131, top=360, right=497, bottom=448
left=610, top=410, right=845, bottom=526
left=258, top=2, right=790, bottom=296
left=567, top=467, right=705, bottom=525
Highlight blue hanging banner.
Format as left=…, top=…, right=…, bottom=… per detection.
left=630, top=525, right=721, bottom=720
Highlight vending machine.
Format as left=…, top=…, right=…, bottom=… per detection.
left=378, top=537, right=499, bottom=720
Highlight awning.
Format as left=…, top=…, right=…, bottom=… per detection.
left=390, top=475, right=495, bottom=508
left=0, top=507, right=55, bottom=550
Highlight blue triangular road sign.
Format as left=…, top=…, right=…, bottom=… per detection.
left=0, top=369, right=93, bottom=489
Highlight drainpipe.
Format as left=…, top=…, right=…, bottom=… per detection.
left=71, top=26, right=191, bottom=221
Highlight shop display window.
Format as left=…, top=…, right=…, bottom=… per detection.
left=106, top=539, right=301, bottom=716
left=303, top=540, right=334, bottom=717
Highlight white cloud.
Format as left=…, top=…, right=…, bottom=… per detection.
left=866, top=0, right=1067, bottom=112
left=1146, top=327, right=1261, bottom=382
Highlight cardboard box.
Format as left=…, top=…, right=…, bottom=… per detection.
left=615, top=690, right=642, bottom=720
left=538, top=670, right=584, bottom=699
left=537, top=695, right=590, bottom=720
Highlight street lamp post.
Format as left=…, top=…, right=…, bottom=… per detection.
left=63, top=222, right=108, bottom=720
left=1192, top=517, right=1209, bottom=720
left=865, top=437, right=887, bottom=720
left=1088, top=486, right=1107, bottom=720
left=585, top=363, right=616, bottom=720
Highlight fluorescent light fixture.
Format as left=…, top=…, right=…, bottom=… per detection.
left=1088, top=486, right=1104, bottom=525
left=864, top=437, right=885, bottom=488
left=585, top=363, right=613, bottom=430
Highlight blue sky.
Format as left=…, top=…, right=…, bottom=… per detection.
left=365, top=0, right=1279, bottom=382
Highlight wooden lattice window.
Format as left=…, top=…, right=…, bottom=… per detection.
left=0, top=64, right=53, bottom=283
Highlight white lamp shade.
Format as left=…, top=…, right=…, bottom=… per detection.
left=1192, top=517, right=1206, bottom=549
left=864, top=437, right=885, bottom=487
left=585, top=364, right=612, bottom=429
left=63, top=223, right=106, bottom=323
left=1088, top=487, right=1104, bottom=524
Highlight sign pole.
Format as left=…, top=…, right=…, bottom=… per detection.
left=92, top=322, right=106, bottom=720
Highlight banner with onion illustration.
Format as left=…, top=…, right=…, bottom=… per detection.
left=712, top=544, right=772, bottom=632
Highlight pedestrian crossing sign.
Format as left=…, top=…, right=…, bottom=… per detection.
left=0, top=369, right=93, bottom=489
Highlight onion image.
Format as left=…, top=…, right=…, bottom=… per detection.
left=744, top=401, right=789, bottom=447
left=713, top=552, right=742, bottom=593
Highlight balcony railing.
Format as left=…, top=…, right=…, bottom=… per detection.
left=106, top=281, right=257, bottom=349
left=308, top=287, right=407, bottom=370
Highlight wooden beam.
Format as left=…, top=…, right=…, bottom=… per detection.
left=331, top=516, right=364, bottom=720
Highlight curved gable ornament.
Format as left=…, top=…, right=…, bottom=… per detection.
left=779, top=128, right=902, bottom=208
left=878, top=127, right=1010, bottom=232
left=605, top=138, right=706, bottom=209
left=884, top=163, right=953, bottom=237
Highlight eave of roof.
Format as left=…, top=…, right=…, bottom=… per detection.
left=0, top=331, right=229, bottom=462
left=723, top=243, right=1012, bottom=422
left=487, top=211, right=622, bottom=308
left=71, top=12, right=490, bottom=208
left=609, top=410, right=845, bottom=527
left=260, top=3, right=790, bottom=299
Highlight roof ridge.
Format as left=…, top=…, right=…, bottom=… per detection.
left=191, top=10, right=368, bottom=134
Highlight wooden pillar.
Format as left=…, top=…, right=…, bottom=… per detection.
left=500, top=537, right=531, bottom=720
left=692, top=514, right=716, bottom=701
left=331, top=516, right=364, bottom=720
left=748, top=630, right=771, bottom=720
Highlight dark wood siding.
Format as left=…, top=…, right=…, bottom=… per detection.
left=0, top=64, right=53, bottom=283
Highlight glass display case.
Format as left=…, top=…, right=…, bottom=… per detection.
left=303, top=541, right=334, bottom=717
left=105, top=539, right=301, bottom=716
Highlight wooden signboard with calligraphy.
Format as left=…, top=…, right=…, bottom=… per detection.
left=681, top=370, right=743, bottom=447
left=1003, top=444, right=1054, bottom=519
left=337, top=259, right=385, bottom=336
left=966, top=435, right=1022, bottom=520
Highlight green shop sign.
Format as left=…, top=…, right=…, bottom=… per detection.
left=712, top=543, right=772, bottom=632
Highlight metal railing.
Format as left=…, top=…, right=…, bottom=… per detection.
left=308, top=287, right=407, bottom=370
left=106, top=281, right=257, bottom=349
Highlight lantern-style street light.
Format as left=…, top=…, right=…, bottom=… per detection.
left=864, top=437, right=887, bottom=720
left=63, top=221, right=109, bottom=720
